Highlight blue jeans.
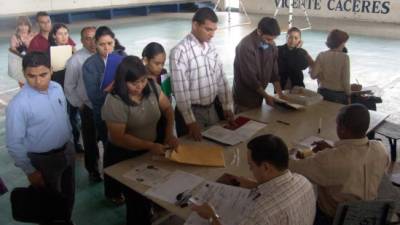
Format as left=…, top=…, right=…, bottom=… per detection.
left=318, top=88, right=348, bottom=105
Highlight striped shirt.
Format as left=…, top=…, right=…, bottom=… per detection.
left=239, top=171, right=316, bottom=225
left=169, top=33, right=233, bottom=124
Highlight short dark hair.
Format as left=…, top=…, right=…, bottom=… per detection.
left=142, top=42, right=165, bottom=60
left=337, top=104, right=370, bottom=138
left=95, top=26, right=115, bottom=42
left=112, top=56, right=150, bottom=106
left=22, top=51, right=51, bottom=71
left=49, top=23, right=69, bottom=46
left=326, top=29, right=349, bottom=49
left=192, top=7, right=218, bottom=24
left=258, top=17, right=281, bottom=36
left=247, top=134, right=289, bottom=171
left=36, top=11, right=49, bottom=21
left=80, top=26, right=96, bottom=38
left=287, top=27, right=301, bottom=36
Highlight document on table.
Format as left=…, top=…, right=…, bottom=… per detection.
left=145, top=170, right=204, bottom=204
left=184, top=181, right=252, bottom=225
left=166, top=143, right=225, bottom=167
left=202, top=120, right=266, bottom=146
left=50, top=45, right=72, bottom=72
left=8, top=51, right=25, bottom=82
left=272, top=96, right=305, bottom=110
left=123, top=163, right=171, bottom=187
left=297, top=136, right=334, bottom=149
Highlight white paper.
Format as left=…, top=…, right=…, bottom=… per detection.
left=235, top=120, right=267, bottom=141
left=123, top=163, right=171, bottom=187
left=145, top=170, right=204, bottom=204
left=297, top=136, right=334, bottom=149
left=50, top=45, right=72, bottom=72
left=202, top=121, right=266, bottom=146
left=368, top=110, right=388, bottom=134
left=184, top=181, right=252, bottom=225
left=202, top=125, right=241, bottom=146
left=8, top=51, right=25, bottom=82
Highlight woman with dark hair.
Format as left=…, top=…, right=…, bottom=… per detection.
left=48, top=23, right=76, bottom=87
left=48, top=23, right=82, bottom=154
left=310, top=29, right=351, bottom=104
left=82, top=25, right=127, bottom=202
left=142, top=42, right=173, bottom=99
left=101, top=55, right=178, bottom=225
left=278, top=27, right=314, bottom=89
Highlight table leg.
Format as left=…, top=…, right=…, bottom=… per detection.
left=388, top=138, right=397, bottom=162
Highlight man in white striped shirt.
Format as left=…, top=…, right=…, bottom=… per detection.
left=170, top=7, right=234, bottom=141
left=191, top=134, right=316, bottom=225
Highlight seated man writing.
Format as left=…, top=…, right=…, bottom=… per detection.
left=289, top=103, right=390, bottom=225
left=191, top=134, right=316, bottom=225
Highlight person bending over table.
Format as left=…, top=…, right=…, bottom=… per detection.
left=192, top=134, right=316, bottom=225
left=101, top=55, right=178, bottom=225
left=290, top=104, right=390, bottom=225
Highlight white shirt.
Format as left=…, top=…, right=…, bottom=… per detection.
left=238, top=171, right=316, bottom=225
left=289, top=138, right=390, bottom=216
left=64, top=47, right=93, bottom=108
left=169, top=33, right=233, bottom=124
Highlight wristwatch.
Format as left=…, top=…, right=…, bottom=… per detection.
left=208, top=213, right=221, bottom=224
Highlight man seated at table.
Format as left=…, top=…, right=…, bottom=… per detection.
left=191, top=134, right=316, bottom=225
left=289, top=103, right=390, bottom=225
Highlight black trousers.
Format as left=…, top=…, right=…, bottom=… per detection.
left=103, top=142, right=152, bottom=225
left=80, top=105, right=100, bottom=175
left=27, top=142, right=75, bottom=223
left=67, top=101, right=81, bottom=150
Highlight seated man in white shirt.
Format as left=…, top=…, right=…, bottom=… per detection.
left=191, top=134, right=316, bottom=225
left=289, top=103, right=390, bottom=225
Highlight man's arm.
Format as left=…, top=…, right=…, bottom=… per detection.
left=6, top=101, right=35, bottom=174
left=216, top=57, right=234, bottom=121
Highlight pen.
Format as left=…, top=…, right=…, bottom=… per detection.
left=318, top=118, right=322, bottom=134
left=276, top=120, right=290, bottom=126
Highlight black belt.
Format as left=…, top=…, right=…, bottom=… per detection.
left=32, top=143, right=67, bottom=156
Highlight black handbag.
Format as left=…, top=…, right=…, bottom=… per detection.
left=10, top=186, right=69, bottom=223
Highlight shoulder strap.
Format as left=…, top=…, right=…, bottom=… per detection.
left=148, top=78, right=160, bottom=102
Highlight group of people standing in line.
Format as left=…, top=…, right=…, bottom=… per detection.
left=4, top=6, right=389, bottom=225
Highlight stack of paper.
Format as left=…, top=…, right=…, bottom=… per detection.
left=184, top=181, right=252, bottom=225
left=123, top=163, right=171, bottom=187
left=202, top=119, right=266, bottom=146
left=145, top=170, right=204, bottom=204
left=166, top=143, right=225, bottom=167
left=50, top=45, right=72, bottom=72
left=297, top=136, right=334, bottom=149
left=272, top=96, right=304, bottom=110
left=282, top=87, right=323, bottom=106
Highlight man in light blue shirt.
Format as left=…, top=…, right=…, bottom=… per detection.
left=64, top=26, right=102, bottom=182
left=6, top=51, right=75, bottom=224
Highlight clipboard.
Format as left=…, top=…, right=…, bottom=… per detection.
left=100, top=53, right=124, bottom=91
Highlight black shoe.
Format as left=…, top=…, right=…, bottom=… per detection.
left=89, top=173, right=103, bottom=183
left=74, top=144, right=84, bottom=153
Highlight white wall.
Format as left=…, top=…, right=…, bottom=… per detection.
left=0, top=0, right=196, bottom=16
left=242, top=0, right=399, bottom=23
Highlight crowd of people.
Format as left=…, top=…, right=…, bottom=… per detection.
left=4, top=7, right=390, bottom=225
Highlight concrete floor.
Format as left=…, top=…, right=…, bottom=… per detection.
left=0, top=12, right=399, bottom=225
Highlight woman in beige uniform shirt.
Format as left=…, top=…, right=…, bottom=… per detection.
left=310, top=29, right=351, bottom=105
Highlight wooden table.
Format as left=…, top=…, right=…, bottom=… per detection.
left=375, top=121, right=400, bottom=162
left=104, top=100, right=387, bottom=220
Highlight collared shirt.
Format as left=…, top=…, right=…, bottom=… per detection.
left=289, top=138, right=390, bottom=216
left=6, top=81, right=72, bottom=174
left=169, top=33, right=233, bottom=124
left=28, top=33, right=75, bottom=53
left=309, top=50, right=351, bottom=95
left=233, top=30, right=280, bottom=108
left=64, top=47, right=93, bottom=108
left=239, top=171, right=316, bottom=225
